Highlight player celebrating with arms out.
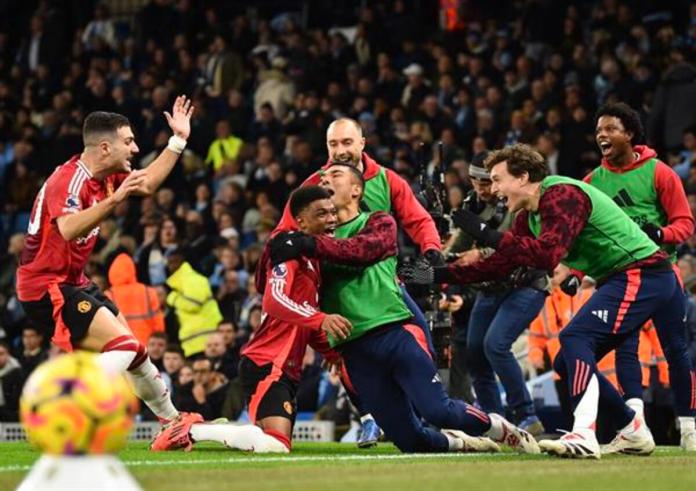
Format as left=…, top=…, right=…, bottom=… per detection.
left=17, top=97, right=200, bottom=432
left=401, top=143, right=696, bottom=458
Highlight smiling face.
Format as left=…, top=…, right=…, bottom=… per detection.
left=595, top=115, right=633, bottom=164
left=490, top=160, right=529, bottom=212
left=326, top=119, right=365, bottom=166
left=296, top=198, right=338, bottom=235
left=105, top=125, right=139, bottom=172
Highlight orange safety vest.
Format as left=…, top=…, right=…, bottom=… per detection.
left=106, top=253, right=165, bottom=345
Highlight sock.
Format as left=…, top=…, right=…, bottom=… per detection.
left=625, top=398, right=644, bottom=419
left=130, top=358, right=179, bottom=422
left=678, top=417, right=696, bottom=435
left=263, top=428, right=292, bottom=451
left=360, top=414, right=374, bottom=424
left=190, top=424, right=289, bottom=452
left=97, top=350, right=136, bottom=373
left=483, top=413, right=506, bottom=441
left=572, top=374, right=599, bottom=432
left=443, top=432, right=464, bottom=451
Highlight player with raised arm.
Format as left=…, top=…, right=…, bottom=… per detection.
left=17, top=97, right=201, bottom=434
left=400, top=143, right=696, bottom=458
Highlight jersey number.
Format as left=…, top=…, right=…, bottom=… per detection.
left=27, top=183, right=47, bottom=235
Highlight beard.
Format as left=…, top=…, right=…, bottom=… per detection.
left=331, top=151, right=360, bottom=167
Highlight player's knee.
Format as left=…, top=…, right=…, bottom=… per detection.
left=482, top=335, right=509, bottom=360
left=101, top=334, right=148, bottom=371
left=391, top=431, right=429, bottom=453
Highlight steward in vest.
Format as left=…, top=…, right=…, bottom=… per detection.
left=165, top=247, right=222, bottom=358
left=105, top=253, right=164, bottom=345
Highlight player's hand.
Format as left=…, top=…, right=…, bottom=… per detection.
left=269, top=231, right=317, bottom=265
left=113, top=170, right=148, bottom=203
left=164, top=95, right=194, bottom=140
left=641, top=223, right=663, bottom=244
left=450, top=209, right=503, bottom=248
left=321, top=314, right=352, bottom=340
left=560, top=274, right=581, bottom=296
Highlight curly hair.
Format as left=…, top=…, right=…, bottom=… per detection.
left=484, top=143, right=549, bottom=183
left=595, top=102, right=645, bottom=144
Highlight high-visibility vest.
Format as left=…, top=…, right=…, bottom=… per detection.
left=106, top=253, right=164, bottom=345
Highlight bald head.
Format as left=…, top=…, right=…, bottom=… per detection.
left=326, top=118, right=365, bottom=168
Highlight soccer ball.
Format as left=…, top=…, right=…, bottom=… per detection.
left=20, top=351, right=139, bottom=455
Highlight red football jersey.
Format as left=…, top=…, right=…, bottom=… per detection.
left=17, top=155, right=127, bottom=301
left=242, top=257, right=337, bottom=381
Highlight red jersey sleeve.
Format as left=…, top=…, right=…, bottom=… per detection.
left=654, top=162, right=695, bottom=244
left=45, top=170, right=85, bottom=221
left=262, top=261, right=326, bottom=329
left=307, top=329, right=341, bottom=363
left=385, top=168, right=442, bottom=253
left=314, top=211, right=398, bottom=265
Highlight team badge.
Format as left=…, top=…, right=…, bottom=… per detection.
left=283, top=401, right=293, bottom=415
left=273, top=263, right=288, bottom=278
left=77, top=300, right=92, bottom=313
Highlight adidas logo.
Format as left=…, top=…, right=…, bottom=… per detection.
left=613, top=189, right=635, bottom=208
left=592, top=310, right=608, bottom=323
left=286, top=239, right=293, bottom=246
left=431, top=373, right=442, bottom=384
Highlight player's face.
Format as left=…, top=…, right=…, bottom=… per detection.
left=595, top=115, right=632, bottom=162
left=490, top=161, right=527, bottom=212
left=110, top=126, right=140, bottom=172
left=320, top=167, right=362, bottom=209
left=297, top=198, right=338, bottom=236
left=471, top=177, right=494, bottom=202
left=326, top=121, right=365, bottom=166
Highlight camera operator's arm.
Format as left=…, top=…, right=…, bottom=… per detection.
left=385, top=168, right=442, bottom=253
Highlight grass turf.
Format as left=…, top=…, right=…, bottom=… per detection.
left=1, top=442, right=695, bottom=491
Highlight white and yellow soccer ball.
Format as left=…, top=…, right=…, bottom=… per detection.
left=20, top=351, right=138, bottom=455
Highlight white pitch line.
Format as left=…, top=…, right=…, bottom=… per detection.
left=0, top=452, right=505, bottom=473
left=0, top=446, right=684, bottom=474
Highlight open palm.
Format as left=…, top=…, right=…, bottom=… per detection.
left=164, top=95, right=194, bottom=140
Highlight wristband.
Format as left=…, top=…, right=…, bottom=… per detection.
left=167, top=135, right=187, bottom=154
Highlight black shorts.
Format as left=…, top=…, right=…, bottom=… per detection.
left=20, top=283, right=119, bottom=348
left=239, top=356, right=298, bottom=424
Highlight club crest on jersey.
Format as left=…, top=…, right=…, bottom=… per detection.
left=77, top=300, right=92, bottom=313
left=273, top=263, right=288, bottom=278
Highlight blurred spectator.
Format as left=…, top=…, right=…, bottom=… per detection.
left=205, top=120, right=243, bottom=180
left=15, top=325, right=47, bottom=377
left=0, top=341, right=22, bottom=421
left=165, top=247, right=222, bottom=359
left=147, top=331, right=168, bottom=373
left=204, top=331, right=238, bottom=380
left=177, top=357, right=228, bottom=420
left=105, top=253, right=165, bottom=345
left=648, top=61, right=696, bottom=152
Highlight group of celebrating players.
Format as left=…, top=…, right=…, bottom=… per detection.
left=15, top=93, right=696, bottom=459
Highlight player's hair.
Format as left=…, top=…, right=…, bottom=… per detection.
left=327, top=117, right=363, bottom=137
left=289, top=185, right=332, bottom=218
left=485, top=143, right=549, bottom=182
left=83, top=111, right=131, bottom=146
left=595, top=102, right=645, bottom=144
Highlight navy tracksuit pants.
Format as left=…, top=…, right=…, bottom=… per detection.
left=553, top=266, right=696, bottom=429
left=340, top=322, right=491, bottom=453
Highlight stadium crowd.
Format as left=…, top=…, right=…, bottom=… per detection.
left=1, top=0, right=696, bottom=437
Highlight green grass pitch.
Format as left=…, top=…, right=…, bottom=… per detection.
left=1, top=442, right=695, bottom=491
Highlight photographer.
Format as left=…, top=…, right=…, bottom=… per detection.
left=450, top=152, right=549, bottom=435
